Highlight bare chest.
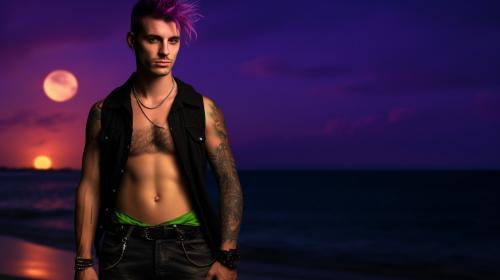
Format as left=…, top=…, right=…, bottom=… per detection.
left=129, top=125, right=175, bottom=156
left=129, top=95, right=176, bottom=156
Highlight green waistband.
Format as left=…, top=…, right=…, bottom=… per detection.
left=112, top=209, right=200, bottom=227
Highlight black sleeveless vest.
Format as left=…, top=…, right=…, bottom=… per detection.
left=94, top=72, right=221, bottom=256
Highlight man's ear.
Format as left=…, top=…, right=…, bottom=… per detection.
left=126, top=32, right=136, bottom=51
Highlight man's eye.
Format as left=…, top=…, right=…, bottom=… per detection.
left=169, top=39, right=179, bottom=44
left=148, top=38, right=159, bottom=43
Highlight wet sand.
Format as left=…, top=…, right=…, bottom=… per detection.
left=0, top=234, right=335, bottom=280
left=0, top=235, right=75, bottom=280
left=0, top=234, right=327, bottom=280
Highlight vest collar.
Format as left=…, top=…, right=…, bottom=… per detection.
left=106, top=72, right=201, bottom=112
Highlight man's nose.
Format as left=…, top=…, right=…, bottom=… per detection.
left=159, top=41, right=169, bottom=57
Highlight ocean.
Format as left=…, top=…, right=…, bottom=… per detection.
left=0, top=169, right=498, bottom=279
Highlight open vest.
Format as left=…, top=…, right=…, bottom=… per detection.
left=94, top=72, right=221, bottom=256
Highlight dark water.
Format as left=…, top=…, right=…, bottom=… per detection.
left=0, top=169, right=498, bottom=279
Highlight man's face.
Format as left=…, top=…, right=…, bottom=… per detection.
left=128, top=16, right=181, bottom=77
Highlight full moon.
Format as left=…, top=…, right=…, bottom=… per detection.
left=33, top=155, right=52, bottom=170
left=43, top=70, right=78, bottom=102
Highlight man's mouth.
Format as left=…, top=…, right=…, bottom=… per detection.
left=153, top=60, right=171, bottom=67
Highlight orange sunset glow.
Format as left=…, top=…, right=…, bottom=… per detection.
left=33, top=156, right=52, bottom=170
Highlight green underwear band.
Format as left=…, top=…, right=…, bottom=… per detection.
left=112, top=208, right=200, bottom=227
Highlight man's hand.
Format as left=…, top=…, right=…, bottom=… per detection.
left=205, top=261, right=237, bottom=280
left=74, top=267, right=98, bottom=280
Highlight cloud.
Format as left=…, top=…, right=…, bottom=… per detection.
left=323, top=106, right=417, bottom=136
left=241, top=56, right=348, bottom=79
left=196, top=1, right=333, bottom=45
left=323, top=115, right=379, bottom=136
left=307, top=62, right=500, bottom=97
left=0, top=109, right=79, bottom=132
left=387, top=107, right=416, bottom=123
left=32, top=139, right=49, bottom=147
left=308, top=78, right=374, bottom=97
left=473, top=90, right=500, bottom=122
left=0, top=1, right=133, bottom=67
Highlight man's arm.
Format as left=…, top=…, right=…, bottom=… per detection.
left=203, top=96, right=243, bottom=250
left=74, top=101, right=102, bottom=259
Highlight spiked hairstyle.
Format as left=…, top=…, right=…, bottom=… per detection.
left=131, top=0, right=203, bottom=44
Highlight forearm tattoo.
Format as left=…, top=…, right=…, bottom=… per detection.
left=207, top=101, right=243, bottom=243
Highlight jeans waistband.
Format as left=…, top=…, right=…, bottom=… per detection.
left=106, top=221, right=202, bottom=241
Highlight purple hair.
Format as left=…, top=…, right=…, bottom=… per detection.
left=131, top=0, right=203, bottom=44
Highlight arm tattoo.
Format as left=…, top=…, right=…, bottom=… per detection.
left=86, top=102, right=102, bottom=143
left=207, top=102, right=243, bottom=243
left=91, top=102, right=102, bottom=120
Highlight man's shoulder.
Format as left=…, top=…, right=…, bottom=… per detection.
left=99, top=79, right=131, bottom=110
left=176, top=77, right=201, bottom=96
left=175, top=76, right=206, bottom=108
left=175, top=77, right=211, bottom=103
left=87, top=99, right=104, bottom=114
left=93, top=99, right=104, bottom=109
left=103, top=83, right=127, bottom=102
left=202, top=95, right=214, bottom=108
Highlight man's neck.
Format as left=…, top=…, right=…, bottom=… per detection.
left=133, top=71, right=176, bottom=100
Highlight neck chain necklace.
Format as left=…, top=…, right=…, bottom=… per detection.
left=132, top=76, right=175, bottom=109
left=132, top=80, right=177, bottom=130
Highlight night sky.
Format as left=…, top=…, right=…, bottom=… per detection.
left=0, top=0, right=499, bottom=170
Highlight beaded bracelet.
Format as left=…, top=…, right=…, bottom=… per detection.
left=75, top=257, right=94, bottom=271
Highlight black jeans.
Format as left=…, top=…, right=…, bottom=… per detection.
left=97, top=223, right=215, bottom=279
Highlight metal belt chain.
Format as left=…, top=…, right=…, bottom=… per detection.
left=102, top=225, right=135, bottom=270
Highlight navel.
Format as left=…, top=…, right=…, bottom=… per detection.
left=154, top=195, right=161, bottom=202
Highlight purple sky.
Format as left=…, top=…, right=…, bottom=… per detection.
left=0, top=0, right=499, bottom=170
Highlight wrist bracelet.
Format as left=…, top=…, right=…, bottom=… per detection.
left=75, top=257, right=94, bottom=271
left=75, top=264, right=93, bottom=271
left=75, top=256, right=93, bottom=261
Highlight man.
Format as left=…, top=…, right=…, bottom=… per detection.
left=74, top=0, right=243, bottom=279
